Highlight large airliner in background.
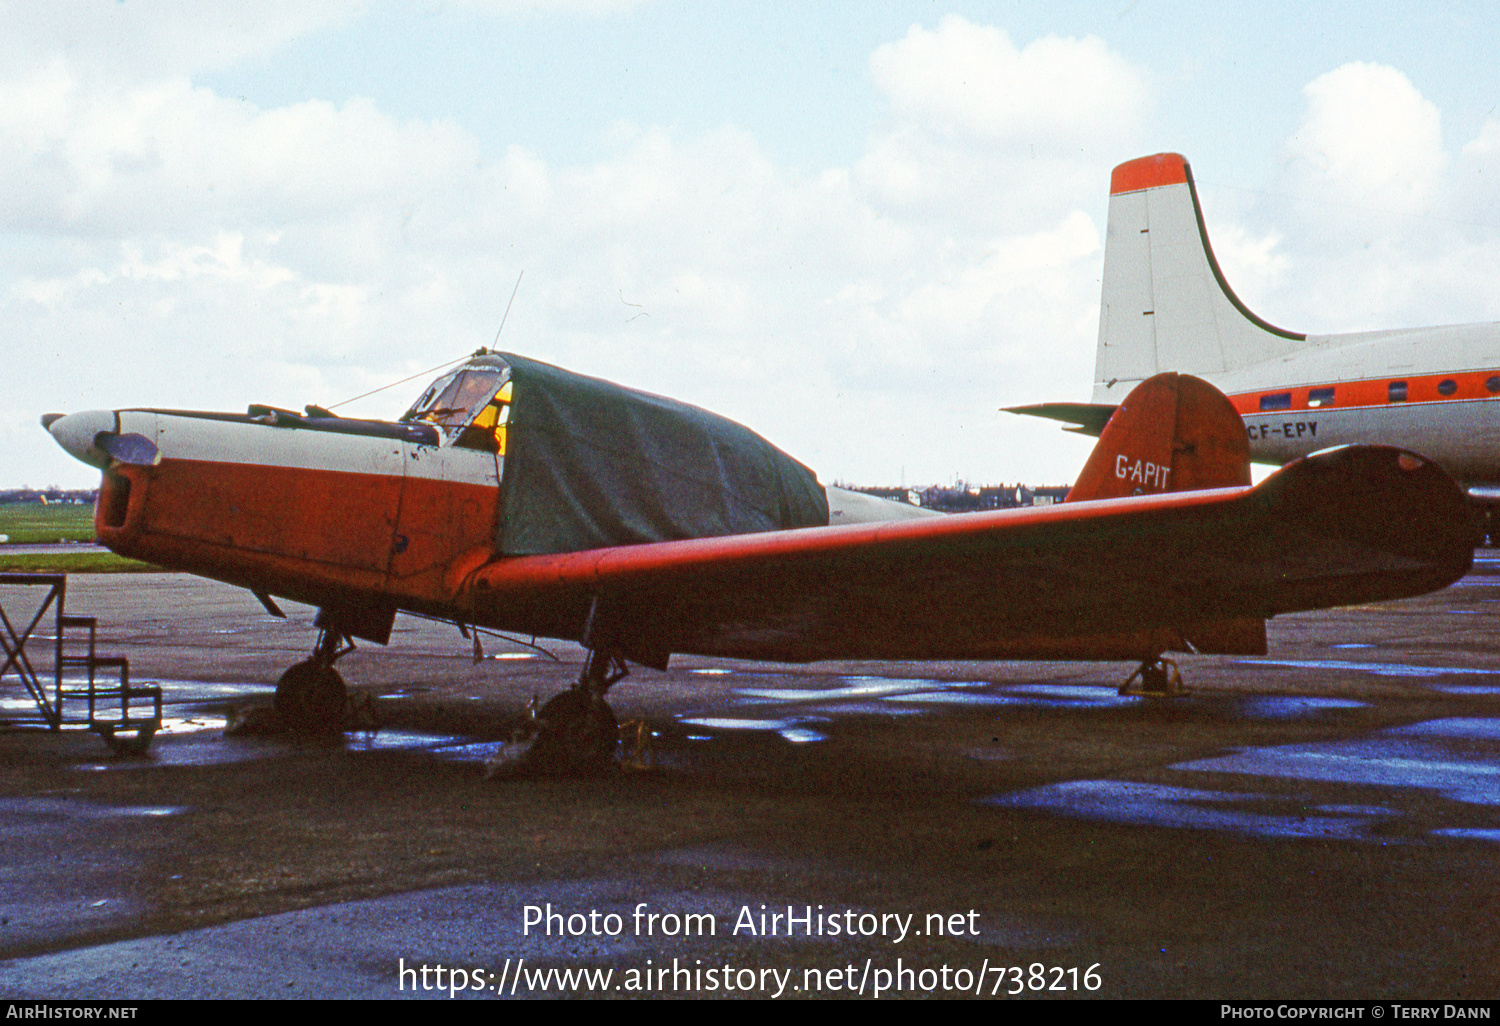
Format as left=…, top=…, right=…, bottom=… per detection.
left=1011, top=152, right=1500, bottom=524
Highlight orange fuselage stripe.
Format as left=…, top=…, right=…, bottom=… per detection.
left=1230, top=370, right=1500, bottom=414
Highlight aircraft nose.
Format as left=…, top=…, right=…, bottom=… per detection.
left=42, top=409, right=117, bottom=469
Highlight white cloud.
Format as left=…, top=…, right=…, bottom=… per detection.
left=1461, top=119, right=1500, bottom=157
left=1171, top=61, right=1500, bottom=340
left=1282, top=62, right=1445, bottom=215
left=0, top=1, right=358, bottom=77
left=885, top=211, right=1100, bottom=353
left=854, top=16, right=1146, bottom=238
left=0, top=63, right=487, bottom=238
left=869, top=15, right=1147, bottom=145
left=4, top=13, right=1151, bottom=491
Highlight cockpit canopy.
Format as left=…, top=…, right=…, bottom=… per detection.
left=402, top=354, right=512, bottom=452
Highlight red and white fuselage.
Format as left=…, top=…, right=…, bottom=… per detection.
left=49, top=404, right=501, bottom=635
left=42, top=354, right=935, bottom=645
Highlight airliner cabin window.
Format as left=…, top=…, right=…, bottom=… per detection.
left=1388, top=381, right=1408, bottom=403
left=1307, top=387, right=1335, bottom=407
left=1259, top=392, right=1292, bottom=411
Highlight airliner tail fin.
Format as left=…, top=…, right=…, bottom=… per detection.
left=1094, top=153, right=1306, bottom=404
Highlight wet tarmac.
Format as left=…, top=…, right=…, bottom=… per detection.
left=0, top=569, right=1497, bottom=998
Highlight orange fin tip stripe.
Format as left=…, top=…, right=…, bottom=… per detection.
left=1110, top=153, right=1189, bottom=195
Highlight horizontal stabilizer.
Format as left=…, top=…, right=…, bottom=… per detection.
left=1003, top=402, right=1117, bottom=436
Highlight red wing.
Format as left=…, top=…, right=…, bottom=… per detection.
left=460, top=445, right=1474, bottom=666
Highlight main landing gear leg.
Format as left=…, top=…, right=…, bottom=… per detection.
left=275, top=628, right=353, bottom=734
left=1119, top=656, right=1188, bottom=698
left=525, top=649, right=627, bottom=774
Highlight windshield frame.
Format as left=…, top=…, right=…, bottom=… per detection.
left=400, top=356, right=512, bottom=446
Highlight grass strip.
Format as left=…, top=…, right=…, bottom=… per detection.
left=0, top=552, right=163, bottom=574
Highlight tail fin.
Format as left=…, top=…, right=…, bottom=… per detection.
left=1093, top=153, right=1307, bottom=404
left=1067, top=372, right=1249, bottom=502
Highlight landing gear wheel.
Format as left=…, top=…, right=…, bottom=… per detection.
left=1119, top=657, right=1188, bottom=697
left=97, top=724, right=157, bottom=756
left=275, top=660, right=348, bottom=734
left=526, top=688, right=619, bottom=774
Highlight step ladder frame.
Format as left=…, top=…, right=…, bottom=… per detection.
left=0, top=572, right=163, bottom=750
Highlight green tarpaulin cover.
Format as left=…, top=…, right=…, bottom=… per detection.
left=496, top=354, right=829, bottom=555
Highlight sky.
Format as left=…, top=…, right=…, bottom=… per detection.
left=7, top=0, right=1500, bottom=490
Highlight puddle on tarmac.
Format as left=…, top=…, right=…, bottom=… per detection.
left=677, top=716, right=829, bottom=743
left=986, top=782, right=1385, bottom=840
left=731, top=677, right=1371, bottom=719
left=154, top=715, right=226, bottom=734
left=732, top=677, right=1147, bottom=713
left=735, top=677, right=982, bottom=704
left=1174, top=724, right=1500, bottom=807
left=987, top=717, right=1500, bottom=842
left=5, top=679, right=266, bottom=719
left=69, top=722, right=497, bottom=771
left=1233, top=659, right=1500, bottom=679
left=884, top=683, right=1133, bottom=710
left=343, top=730, right=471, bottom=753
left=0, top=798, right=187, bottom=820
left=0, top=697, right=48, bottom=712
left=17, top=678, right=275, bottom=702
left=1388, top=718, right=1500, bottom=741
left=1431, top=828, right=1500, bottom=843
left=134, top=679, right=275, bottom=695
left=802, top=703, right=924, bottom=717
left=1236, top=697, right=1367, bottom=718
left=428, top=740, right=510, bottom=762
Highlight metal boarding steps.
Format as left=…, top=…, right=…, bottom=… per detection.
left=0, top=573, right=163, bottom=753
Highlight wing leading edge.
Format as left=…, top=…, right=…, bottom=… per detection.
left=459, top=443, right=1474, bottom=667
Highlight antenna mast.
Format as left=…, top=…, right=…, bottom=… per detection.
left=487, top=271, right=524, bottom=352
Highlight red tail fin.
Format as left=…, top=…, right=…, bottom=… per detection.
left=1066, top=372, right=1249, bottom=502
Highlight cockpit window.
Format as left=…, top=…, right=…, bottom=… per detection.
left=457, top=380, right=512, bottom=454
left=401, top=357, right=512, bottom=448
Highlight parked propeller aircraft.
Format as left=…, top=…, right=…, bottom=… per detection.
left=1009, top=152, right=1500, bottom=516
left=43, top=353, right=1473, bottom=769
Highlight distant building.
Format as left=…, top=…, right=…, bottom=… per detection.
left=1027, top=486, right=1071, bottom=507
left=976, top=487, right=1017, bottom=510
left=851, top=487, right=923, bottom=506
left=857, top=482, right=1075, bottom=513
